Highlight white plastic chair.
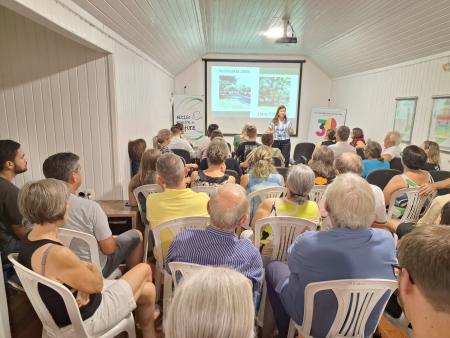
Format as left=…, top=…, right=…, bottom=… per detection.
left=384, top=311, right=414, bottom=337
left=190, top=185, right=218, bottom=197
left=133, top=184, right=164, bottom=262
left=152, top=216, right=210, bottom=321
left=0, top=256, right=11, bottom=338
left=386, top=187, right=436, bottom=223
left=287, top=279, right=398, bottom=338
left=255, top=216, right=316, bottom=331
left=58, top=228, right=120, bottom=280
left=8, top=253, right=136, bottom=338
left=168, top=261, right=205, bottom=289
left=243, top=186, right=289, bottom=229
left=254, top=216, right=316, bottom=262
left=308, top=185, right=327, bottom=204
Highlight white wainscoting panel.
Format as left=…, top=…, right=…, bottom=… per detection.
left=0, top=5, right=116, bottom=199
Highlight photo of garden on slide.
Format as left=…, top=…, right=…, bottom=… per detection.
left=218, top=75, right=251, bottom=109
left=258, top=76, right=291, bottom=107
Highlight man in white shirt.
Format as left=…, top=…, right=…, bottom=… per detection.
left=328, top=126, right=356, bottom=157
left=381, top=131, right=402, bottom=161
left=43, top=152, right=143, bottom=277
left=319, top=152, right=387, bottom=228
left=168, top=124, right=196, bottom=159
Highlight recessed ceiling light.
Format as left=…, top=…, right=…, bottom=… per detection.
left=264, top=27, right=284, bottom=39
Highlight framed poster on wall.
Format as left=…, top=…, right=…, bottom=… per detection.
left=393, top=97, right=417, bottom=144
left=427, top=95, right=450, bottom=153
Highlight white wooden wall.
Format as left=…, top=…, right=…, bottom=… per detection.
left=331, top=53, right=450, bottom=170
left=0, top=0, right=175, bottom=199
left=0, top=5, right=116, bottom=199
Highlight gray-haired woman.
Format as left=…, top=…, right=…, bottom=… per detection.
left=244, top=165, right=319, bottom=254
left=17, top=179, right=156, bottom=337
left=252, top=164, right=320, bottom=228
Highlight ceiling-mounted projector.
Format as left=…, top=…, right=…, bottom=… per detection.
left=276, top=36, right=297, bottom=44
left=275, top=16, right=297, bottom=44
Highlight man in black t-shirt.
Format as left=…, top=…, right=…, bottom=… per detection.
left=235, top=125, right=260, bottom=163
left=0, top=140, right=28, bottom=260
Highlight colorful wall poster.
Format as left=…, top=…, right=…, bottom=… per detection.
left=307, top=108, right=347, bottom=143
left=393, top=97, right=417, bottom=144
left=428, top=95, right=450, bottom=152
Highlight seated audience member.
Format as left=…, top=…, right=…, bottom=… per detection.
left=169, top=124, right=195, bottom=159
left=198, top=129, right=224, bottom=160
left=350, top=127, right=366, bottom=148
left=128, top=149, right=161, bottom=211
left=241, top=133, right=285, bottom=169
left=233, top=124, right=251, bottom=152
left=235, top=124, right=260, bottom=163
left=191, top=138, right=235, bottom=187
left=421, top=140, right=440, bottom=171
left=146, top=153, right=209, bottom=228
left=362, top=140, right=390, bottom=177
left=167, top=184, right=263, bottom=291
left=0, top=140, right=28, bottom=260
left=387, top=199, right=450, bottom=239
left=165, top=267, right=255, bottom=338
left=381, top=131, right=402, bottom=161
left=174, top=122, right=192, bottom=143
left=396, top=225, right=450, bottom=338
left=317, top=128, right=336, bottom=147
left=199, top=150, right=243, bottom=180
left=128, top=138, right=147, bottom=177
left=17, top=179, right=156, bottom=337
left=319, top=152, right=387, bottom=227
left=383, top=145, right=433, bottom=218
left=328, top=125, right=356, bottom=157
left=253, top=165, right=319, bottom=226
left=308, top=146, right=335, bottom=185
left=43, top=153, right=142, bottom=277
left=240, top=146, right=284, bottom=192
left=153, top=129, right=173, bottom=154
left=246, top=165, right=319, bottom=251
left=196, top=123, right=219, bottom=159
left=266, top=173, right=396, bottom=338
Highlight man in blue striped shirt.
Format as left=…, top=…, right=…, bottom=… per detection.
left=167, top=184, right=263, bottom=290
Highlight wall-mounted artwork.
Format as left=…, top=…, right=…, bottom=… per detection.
left=393, top=97, right=417, bottom=144
left=427, top=95, right=450, bottom=153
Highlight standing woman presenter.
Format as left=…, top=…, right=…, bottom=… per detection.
left=268, top=105, right=293, bottom=167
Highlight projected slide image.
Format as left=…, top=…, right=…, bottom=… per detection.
left=218, top=75, right=251, bottom=109
left=208, top=63, right=301, bottom=133
left=258, top=77, right=291, bottom=107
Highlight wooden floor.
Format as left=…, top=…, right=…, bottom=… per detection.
left=6, top=285, right=407, bottom=338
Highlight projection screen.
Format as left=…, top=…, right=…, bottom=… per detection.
left=204, top=59, right=304, bottom=135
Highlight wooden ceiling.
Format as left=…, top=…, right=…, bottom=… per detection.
left=72, top=0, right=450, bottom=77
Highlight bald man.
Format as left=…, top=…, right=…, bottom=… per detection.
left=167, top=184, right=263, bottom=291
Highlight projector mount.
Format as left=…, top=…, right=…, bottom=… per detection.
left=276, top=16, right=297, bottom=44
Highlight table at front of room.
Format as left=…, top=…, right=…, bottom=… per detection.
left=97, top=200, right=139, bottom=235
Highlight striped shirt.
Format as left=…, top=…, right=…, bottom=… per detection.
left=269, top=120, right=292, bottom=140
left=167, top=226, right=263, bottom=290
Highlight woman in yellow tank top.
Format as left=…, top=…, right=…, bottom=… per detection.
left=250, top=165, right=320, bottom=248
